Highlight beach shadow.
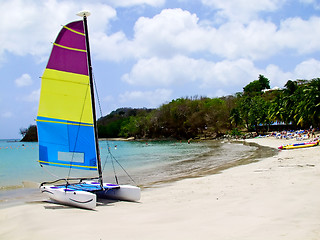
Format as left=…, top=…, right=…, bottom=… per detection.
left=41, top=200, right=97, bottom=211
left=97, top=198, right=141, bottom=206
left=44, top=205, right=74, bottom=210
left=30, top=198, right=140, bottom=210
left=41, top=199, right=125, bottom=210
left=97, top=198, right=118, bottom=205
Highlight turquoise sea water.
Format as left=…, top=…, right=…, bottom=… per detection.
left=0, top=139, right=276, bottom=207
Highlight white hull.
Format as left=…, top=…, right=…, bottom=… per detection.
left=101, top=184, right=141, bottom=202
left=85, top=181, right=141, bottom=202
left=40, top=185, right=97, bottom=210
left=40, top=182, right=140, bottom=209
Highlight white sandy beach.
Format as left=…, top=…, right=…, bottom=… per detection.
left=1, top=137, right=320, bottom=240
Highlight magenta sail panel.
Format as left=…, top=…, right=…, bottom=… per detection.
left=46, top=20, right=88, bottom=76
left=47, top=45, right=88, bottom=75
left=55, top=21, right=86, bottom=50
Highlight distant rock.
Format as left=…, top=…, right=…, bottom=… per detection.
left=20, top=125, right=38, bottom=142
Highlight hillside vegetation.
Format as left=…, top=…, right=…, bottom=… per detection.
left=20, top=75, right=320, bottom=141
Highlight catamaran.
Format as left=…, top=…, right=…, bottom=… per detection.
left=36, top=11, right=140, bottom=209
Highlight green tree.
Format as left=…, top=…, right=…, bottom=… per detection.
left=243, top=74, right=270, bottom=96
left=296, top=78, right=320, bottom=128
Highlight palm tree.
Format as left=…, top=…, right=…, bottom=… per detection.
left=296, top=78, right=320, bottom=128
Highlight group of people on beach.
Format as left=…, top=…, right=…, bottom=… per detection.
left=270, top=128, right=317, bottom=140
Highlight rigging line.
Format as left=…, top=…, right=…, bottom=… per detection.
left=107, top=147, right=137, bottom=185
left=92, top=68, right=137, bottom=185
left=92, top=72, right=103, bottom=118
left=111, top=155, right=119, bottom=185
left=40, top=164, right=63, bottom=180
left=103, top=143, right=120, bottom=184
left=102, top=154, right=109, bottom=171
left=67, top=77, right=92, bottom=180
left=66, top=22, right=97, bottom=180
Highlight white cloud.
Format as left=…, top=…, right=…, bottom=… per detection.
left=203, top=17, right=320, bottom=60
left=262, top=59, right=320, bottom=88
left=25, top=89, right=40, bottom=102
left=299, top=0, right=320, bottom=9
left=211, top=16, right=320, bottom=59
left=276, top=16, right=320, bottom=54
left=119, top=89, right=172, bottom=108
left=0, top=0, right=116, bottom=60
left=201, top=0, right=286, bottom=23
left=202, top=59, right=259, bottom=88
left=263, top=64, right=292, bottom=88
left=211, top=89, right=229, bottom=98
left=92, top=31, right=134, bottom=62
left=2, top=2, right=320, bottom=100
left=293, top=58, right=320, bottom=80
left=1, top=112, right=13, bottom=118
left=92, top=8, right=207, bottom=61
left=122, top=56, right=197, bottom=86
left=106, top=0, right=165, bottom=7
left=133, top=9, right=208, bottom=57
left=2, top=2, right=320, bottom=66
left=103, top=95, right=115, bottom=103
left=122, top=55, right=320, bottom=98
left=93, top=8, right=320, bottom=63
left=15, top=73, right=33, bottom=87
left=122, top=56, right=260, bottom=91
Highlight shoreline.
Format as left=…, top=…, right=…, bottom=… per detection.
left=1, top=137, right=320, bottom=239
left=0, top=140, right=273, bottom=207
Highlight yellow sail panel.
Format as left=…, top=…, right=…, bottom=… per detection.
left=38, top=68, right=93, bottom=124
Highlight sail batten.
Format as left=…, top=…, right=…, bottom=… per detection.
left=63, top=25, right=85, bottom=36
left=36, top=116, right=93, bottom=127
left=53, top=43, right=87, bottom=52
left=38, top=160, right=98, bottom=170
left=37, top=20, right=98, bottom=172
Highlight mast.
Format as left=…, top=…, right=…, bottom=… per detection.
left=77, top=11, right=104, bottom=187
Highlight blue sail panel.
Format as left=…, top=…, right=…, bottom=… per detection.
left=37, top=117, right=97, bottom=171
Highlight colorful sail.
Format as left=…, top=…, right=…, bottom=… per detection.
left=36, top=20, right=97, bottom=171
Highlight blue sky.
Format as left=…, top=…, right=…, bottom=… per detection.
left=1, top=0, right=320, bottom=139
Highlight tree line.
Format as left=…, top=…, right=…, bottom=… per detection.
left=20, top=75, right=320, bottom=141
left=98, top=75, right=320, bottom=139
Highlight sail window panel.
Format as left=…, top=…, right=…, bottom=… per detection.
left=38, top=69, right=93, bottom=124
left=58, top=152, right=84, bottom=163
